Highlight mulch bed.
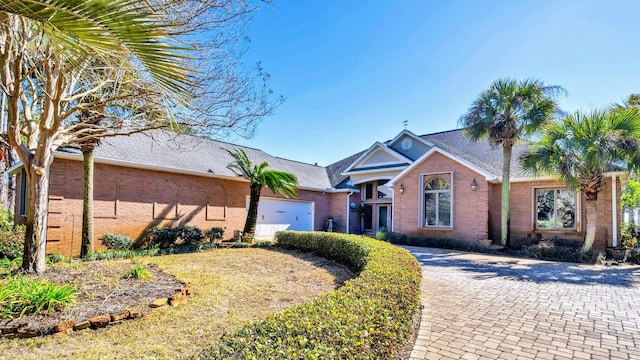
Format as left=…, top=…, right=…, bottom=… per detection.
left=1, top=260, right=183, bottom=334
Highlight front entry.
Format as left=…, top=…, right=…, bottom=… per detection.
left=377, top=204, right=391, bottom=231
left=361, top=204, right=392, bottom=233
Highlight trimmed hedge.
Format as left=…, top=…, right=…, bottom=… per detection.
left=387, top=231, right=491, bottom=254
left=199, top=231, right=422, bottom=359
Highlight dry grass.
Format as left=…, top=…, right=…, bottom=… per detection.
left=0, top=248, right=353, bottom=359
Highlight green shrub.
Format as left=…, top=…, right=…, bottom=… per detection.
left=627, top=248, right=640, bottom=264
left=47, top=253, right=65, bottom=264
left=146, top=225, right=204, bottom=248
left=84, top=247, right=161, bottom=261
left=83, top=242, right=218, bottom=262
left=375, top=227, right=388, bottom=241
left=250, top=240, right=273, bottom=248
left=179, top=225, right=204, bottom=245
left=387, top=231, right=490, bottom=254
left=199, top=231, right=422, bottom=359
left=0, top=257, right=21, bottom=276
left=0, top=275, right=75, bottom=319
left=101, top=233, right=134, bottom=250
left=0, top=224, right=25, bottom=260
left=230, top=241, right=250, bottom=248
left=523, top=244, right=585, bottom=262
left=205, top=227, right=225, bottom=241
left=621, top=222, right=640, bottom=249
left=125, top=266, right=153, bottom=280
left=276, top=231, right=371, bottom=271
left=146, top=226, right=182, bottom=248
left=0, top=204, right=13, bottom=226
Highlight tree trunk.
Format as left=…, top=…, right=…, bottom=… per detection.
left=243, top=183, right=261, bottom=243
left=500, top=145, right=512, bottom=247
left=581, top=197, right=598, bottom=253
left=81, top=147, right=95, bottom=258
left=22, top=161, right=50, bottom=273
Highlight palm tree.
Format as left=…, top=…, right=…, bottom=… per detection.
left=521, top=108, right=640, bottom=253
left=459, top=78, right=563, bottom=247
left=225, top=148, right=298, bottom=243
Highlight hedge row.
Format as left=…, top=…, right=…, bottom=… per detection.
left=199, top=231, right=422, bottom=359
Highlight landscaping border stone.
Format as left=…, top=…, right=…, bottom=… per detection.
left=2, top=283, right=194, bottom=339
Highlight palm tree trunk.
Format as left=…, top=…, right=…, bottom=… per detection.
left=581, top=198, right=598, bottom=253
left=22, top=160, right=50, bottom=273
left=80, top=146, right=95, bottom=258
left=243, top=184, right=261, bottom=243
left=501, top=145, right=512, bottom=247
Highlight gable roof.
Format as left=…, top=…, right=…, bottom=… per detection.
left=421, top=129, right=530, bottom=179
left=54, top=130, right=332, bottom=191
left=388, top=129, right=434, bottom=148
left=388, top=146, right=499, bottom=186
left=341, top=142, right=412, bottom=174
left=324, top=128, right=532, bottom=186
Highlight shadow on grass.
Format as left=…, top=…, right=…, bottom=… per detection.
left=403, top=246, right=640, bottom=287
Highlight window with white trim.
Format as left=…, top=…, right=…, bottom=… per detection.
left=423, top=176, right=452, bottom=227
left=535, top=188, right=576, bottom=230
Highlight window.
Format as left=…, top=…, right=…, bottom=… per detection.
left=423, top=176, right=451, bottom=227
left=19, top=169, right=27, bottom=216
left=365, top=183, right=373, bottom=200
left=535, top=188, right=576, bottom=230
left=377, top=180, right=392, bottom=198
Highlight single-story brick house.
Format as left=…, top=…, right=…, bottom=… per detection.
left=12, top=128, right=623, bottom=256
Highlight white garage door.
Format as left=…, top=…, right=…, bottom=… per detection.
left=253, top=198, right=313, bottom=239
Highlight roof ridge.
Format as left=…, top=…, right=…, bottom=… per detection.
left=420, top=128, right=464, bottom=137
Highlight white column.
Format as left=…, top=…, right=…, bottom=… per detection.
left=612, top=175, right=618, bottom=247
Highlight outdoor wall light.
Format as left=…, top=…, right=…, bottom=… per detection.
left=399, top=184, right=405, bottom=194
left=470, top=178, right=478, bottom=192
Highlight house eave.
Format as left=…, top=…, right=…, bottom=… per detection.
left=341, top=166, right=407, bottom=176
left=508, top=171, right=628, bottom=183
left=341, top=142, right=413, bottom=174
left=388, top=146, right=499, bottom=186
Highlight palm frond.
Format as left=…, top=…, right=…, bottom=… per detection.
left=0, top=0, right=192, bottom=95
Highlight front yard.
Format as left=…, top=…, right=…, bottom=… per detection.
left=0, top=248, right=353, bottom=359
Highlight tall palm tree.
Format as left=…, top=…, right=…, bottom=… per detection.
left=225, top=148, right=298, bottom=243
left=459, top=78, right=563, bottom=247
left=521, top=108, right=640, bottom=253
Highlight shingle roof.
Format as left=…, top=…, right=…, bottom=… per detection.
left=56, top=130, right=332, bottom=190
left=324, top=128, right=533, bottom=184
left=422, top=129, right=531, bottom=178
left=325, top=150, right=364, bottom=188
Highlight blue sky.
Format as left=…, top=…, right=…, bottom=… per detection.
left=231, top=0, right=640, bottom=166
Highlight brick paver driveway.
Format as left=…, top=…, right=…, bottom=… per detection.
left=404, top=246, right=640, bottom=360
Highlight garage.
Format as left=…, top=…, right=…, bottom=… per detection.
left=253, top=198, right=314, bottom=239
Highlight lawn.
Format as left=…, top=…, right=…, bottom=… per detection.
left=0, top=248, right=353, bottom=359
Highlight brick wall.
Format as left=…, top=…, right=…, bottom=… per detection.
left=44, top=158, right=330, bottom=257
left=328, top=191, right=360, bottom=233
left=393, top=152, right=490, bottom=243
left=509, top=177, right=621, bottom=250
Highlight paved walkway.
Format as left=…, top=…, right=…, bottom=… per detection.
left=404, top=246, right=640, bottom=360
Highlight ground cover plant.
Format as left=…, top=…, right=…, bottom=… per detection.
left=0, top=248, right=352, bottom=359
left=200, top=231, right=422, bottom=359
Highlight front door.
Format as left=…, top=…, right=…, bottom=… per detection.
left=377, top=205, right=391, bottom=231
